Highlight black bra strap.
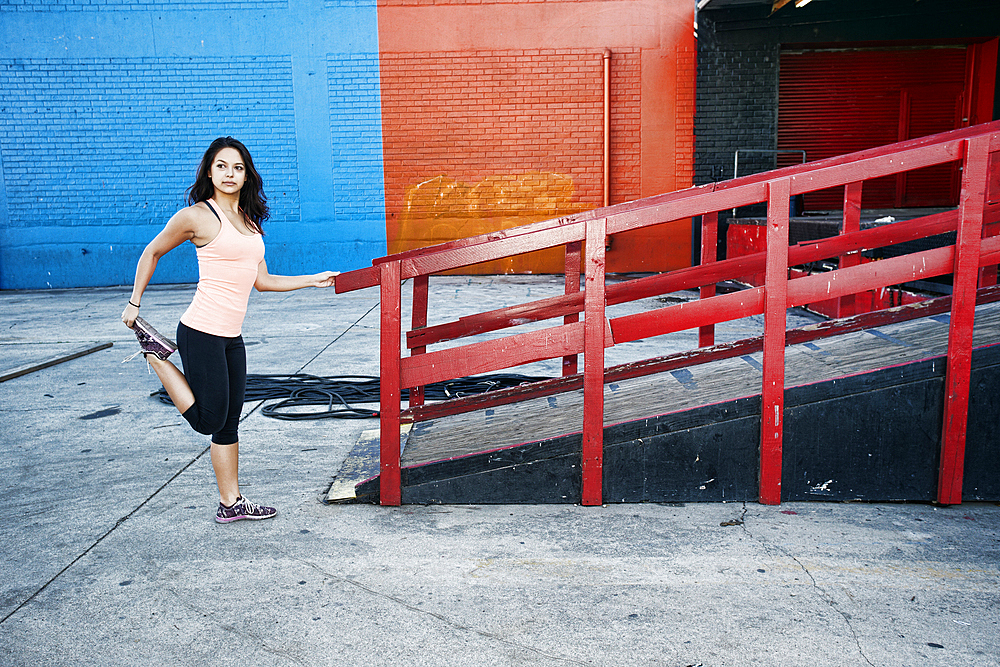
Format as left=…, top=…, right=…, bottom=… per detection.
left=205, top=200, right=222, bottom=222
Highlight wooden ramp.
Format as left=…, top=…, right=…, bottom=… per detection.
left=328, top=300, right=1000, bottom=504
left=331, top=121, right=1000, bottom=506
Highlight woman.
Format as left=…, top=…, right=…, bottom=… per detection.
left=122, top=137, right=337, bottom=524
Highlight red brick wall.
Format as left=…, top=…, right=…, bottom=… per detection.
left=610, top=47, right=642, bottom=203
left=674, top=43, right=696, bottom=189
left=381, top=48, right=641, bottom=267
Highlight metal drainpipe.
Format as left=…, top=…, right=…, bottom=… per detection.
left=603, top=48, right=611, bottom=208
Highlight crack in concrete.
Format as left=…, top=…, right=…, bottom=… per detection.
left=739, top=503, right=876, bottom=667
left=295, top=299, right=380, bottom=374
left=783, top=551, right=875, bottom=667
left=291, top=556, right=591, bottom=666
left=167, top=590, right=310, bottom=666
left=0, top=445, right=213, bottom=626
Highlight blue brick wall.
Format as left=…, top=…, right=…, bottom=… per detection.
left=257, top=49, right=386, bottom=280
left=0, top=5, right=385, bottom=289
left=329, top=53, right=385, bottom=232
left=0, top=56, right=298, bottom=286
left=1, top=0, right=287, bottom=11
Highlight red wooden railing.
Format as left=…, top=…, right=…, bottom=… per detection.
left=336, top=121, right=1000, bottom=507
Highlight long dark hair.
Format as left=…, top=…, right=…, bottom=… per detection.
left=186, top=137, right=268, bottom=234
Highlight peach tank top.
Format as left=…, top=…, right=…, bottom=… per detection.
left=180, top=199, right=265, bottom=338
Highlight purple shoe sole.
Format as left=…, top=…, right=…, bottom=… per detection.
left=131, top=316, right=178, bottom=361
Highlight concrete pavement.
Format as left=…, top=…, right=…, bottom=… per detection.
left=0, top=277, right=998, bottom=666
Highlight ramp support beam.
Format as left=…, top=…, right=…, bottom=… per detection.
left=380, top=260, right=403, bottom=506
left=582, top=218, right=608, bottom=506
left=760, top=179, right=790, bottom=505
left=938, top=135, right=989, bottom=505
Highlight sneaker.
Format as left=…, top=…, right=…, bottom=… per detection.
left=129, top=316, right=178, bottom=361
left=215, top=496, right=277, bottom=523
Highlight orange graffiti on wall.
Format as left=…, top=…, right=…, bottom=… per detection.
left=390, top=171, right=590, bottom=274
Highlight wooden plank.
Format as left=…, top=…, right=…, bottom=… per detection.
left=610, top=286, right=1000, bottom=384
left=349, top=179, right=994, bottom=307
left=376, top=214, right=586, bottom=266
left=400, top=321, right=587, bottom=390
left=790, top=207, right=968, bottom=261
left=379, top=261, right=402, bottom=506
left=788, top=234, right=1000, bottom=307
left=0, top=342, right=113, bottom=383
left=582, top=218, right=608, bottom=506
left=580, top=122, right=999, bottom=230
left=787, top=142, right=963, bottom=197
left=699, top=211, right=719, bottom=347
left=982, top=152, right=1000, bottom=287
left=335, top=265, right=379, bottom=293
left=614, top=235, right=1000, bottom=352
left=709, top=122, right=999, bottom=195
left=607, top=182, right=770, bottom=234
left=407, top=291, right=581, bottom=349
left=610, top=287, right=765, bottom=345
left=939, top=135, right=989, bottom=505
left=400, top=222, right=585, bottom=279
left=759, top=179, right=790, bottom=506
left=405, top=374, right=582, bottom=422
left=610, top=234, right=1000, bottom=347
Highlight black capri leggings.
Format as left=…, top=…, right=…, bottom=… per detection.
left=176, top=321, right=246, bottom=445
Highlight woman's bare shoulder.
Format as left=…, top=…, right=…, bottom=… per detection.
left=165, top=201, right=219, bottom=243
left=172, top=200, right=215, bottom=221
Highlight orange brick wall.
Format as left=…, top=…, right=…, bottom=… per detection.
left=674, top=44, right=696, bottom=189
left=381, top=48, right=641, bottom=265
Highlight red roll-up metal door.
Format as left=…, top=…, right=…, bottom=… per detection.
left=778, top=47, right=967, bottom=211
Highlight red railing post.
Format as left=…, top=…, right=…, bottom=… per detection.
left=838, top=181, right=863, bottom=318
left=563, top=241, right=582, bottom=376
left=937, top=135, right=989, bottom=505
left=981, top=151, right=999, bottom=287
left=760, top=179, right=790, bottom=505
left=581, top=218, right=607, bottom=506
left=408, top=274, right=429, bottom=408
left=699, top=211, right=719, bottom=347
left=379, top=260, right=403, bottom=506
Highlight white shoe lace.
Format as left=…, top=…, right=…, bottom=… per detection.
left=236, top=498, right=258, bottom=514
left=121, top=349, right=154, bottom=373
left=237, top=498, right=274, bottom=517
left=121, top=349, right=143, bottom=363
left=122, top=348, right=155, bottom=374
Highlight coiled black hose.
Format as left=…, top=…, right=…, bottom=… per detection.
left=152, top=373, right=549, bottom=420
